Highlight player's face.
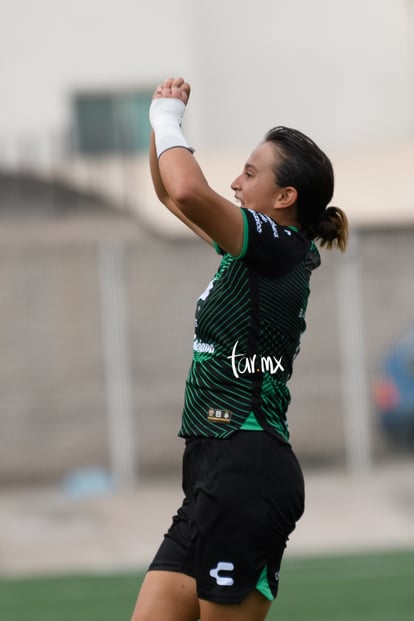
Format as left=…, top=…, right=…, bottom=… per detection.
left=231, top=142, right=282, bottom=215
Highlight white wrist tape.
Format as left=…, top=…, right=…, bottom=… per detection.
left=149, top=98, right=194, bottom=158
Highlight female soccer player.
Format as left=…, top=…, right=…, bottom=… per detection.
left=131, top=76, right=348, bottom=621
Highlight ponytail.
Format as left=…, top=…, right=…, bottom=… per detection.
left=264, top=126, right=348, bottom=252
left=307, top=206, right=349, bottom=252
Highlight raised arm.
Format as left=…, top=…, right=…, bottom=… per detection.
left=150, top=77, right=244, bottom=256
left=149, top=130, right=213, bottom=245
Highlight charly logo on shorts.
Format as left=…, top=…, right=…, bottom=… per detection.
left=209, top=561, right=235, bottom=586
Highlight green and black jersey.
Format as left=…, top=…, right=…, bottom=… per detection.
left=179, top=207, right=321, bottom=442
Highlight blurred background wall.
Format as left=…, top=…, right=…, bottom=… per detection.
left=0, top=0, right=413, bottom=488
left=0, top=0, right=412, bottom=152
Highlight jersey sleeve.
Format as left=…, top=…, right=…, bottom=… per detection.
left=238, top=208, right=313, bottom=276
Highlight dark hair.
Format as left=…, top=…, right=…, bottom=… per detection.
left=264, top=126, right=348, bottom=251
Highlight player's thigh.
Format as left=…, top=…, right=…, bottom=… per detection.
left=130, top=570, right=199, bottom=621
left=199, top=589, right=272, bottom=621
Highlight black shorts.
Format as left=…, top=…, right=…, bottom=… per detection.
left=148, top=431, right=304, bottom=604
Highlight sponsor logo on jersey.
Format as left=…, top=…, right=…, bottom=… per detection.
left=249, top=209, right=264, bottom=233
left=198, top=279, right=215, bottom=302
left=208, top=409, right=232, bottom=423
left=193, top=338, right=215, bottom=354
left=209, top=561, right=235, bottom=586
left=248, top=209, right=279, bottom=238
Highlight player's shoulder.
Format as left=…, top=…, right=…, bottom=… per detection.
left=241, top=208, right=320, bottom=274
left=243, top=208, right=309, bottom=251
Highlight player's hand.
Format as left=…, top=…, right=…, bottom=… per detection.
left=153, top=76, right=191, bottom=105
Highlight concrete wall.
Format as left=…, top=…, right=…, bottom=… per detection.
left=0, top=177, right=412, bottom=484
left=0, top=0, right=412, bottom=153
left=1, top=0, right=413, bottom=237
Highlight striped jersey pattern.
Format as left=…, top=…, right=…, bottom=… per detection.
left=179, top=208, right=320, bottom=442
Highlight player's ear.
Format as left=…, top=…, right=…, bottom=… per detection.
left=274, top=186, right=297, bottom=210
